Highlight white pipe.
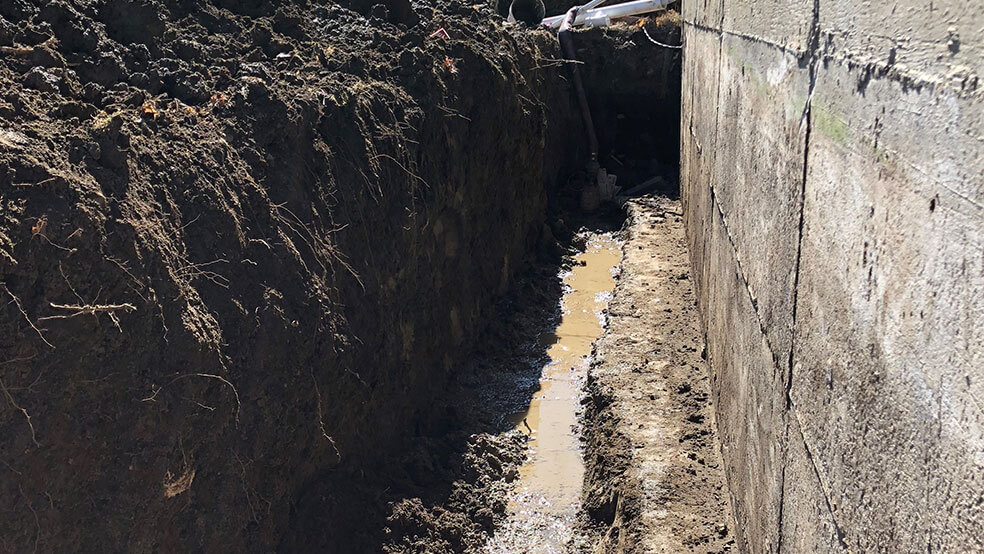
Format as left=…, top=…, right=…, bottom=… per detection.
left=542, top=0, right=671, bottom=29
left=575, top=0, right=610, bottom=26
left=580, top=0, right=609, bottom=11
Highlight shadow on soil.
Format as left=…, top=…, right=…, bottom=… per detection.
left=375, top=202, right=627, bottom=552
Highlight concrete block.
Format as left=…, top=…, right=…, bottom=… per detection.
left=704, top=204, right=787, bottom=554
left=711, top=33, right=811, bottom=362
left=791, top=56, right=984, bottom=552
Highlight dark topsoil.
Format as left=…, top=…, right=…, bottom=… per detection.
left=0, top=0, right=680, bottom=550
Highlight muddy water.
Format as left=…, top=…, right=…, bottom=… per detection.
left=487, top=234, right=622, bottom=553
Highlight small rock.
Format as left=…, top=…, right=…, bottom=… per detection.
left=128, top=72, right=151, bottom=89
left=82, top=82, right=104, bottom=103
left=24, top=68, right=60, bottom=93
left=370, top=3, right=389, bottom=20
left=172, top=38, right=202, bottom=61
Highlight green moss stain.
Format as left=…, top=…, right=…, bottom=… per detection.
left=813, top=102, right=850, bottom=146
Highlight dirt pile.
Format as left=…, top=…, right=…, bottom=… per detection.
left=0, top=0, right=580, bottom=550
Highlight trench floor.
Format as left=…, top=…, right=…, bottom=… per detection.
left=580, top=196, right=735, bottom=552
left=380, top=196, right=734, bottom=553
left=488, top=234, right=622, bottom=553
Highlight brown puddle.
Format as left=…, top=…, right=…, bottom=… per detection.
left=487, top=233, right=622, bottom=553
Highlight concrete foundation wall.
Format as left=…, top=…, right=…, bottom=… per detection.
left=681, top=0, right=984, bottom=551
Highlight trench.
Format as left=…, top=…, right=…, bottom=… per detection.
left=486, top=22, right=685, bottom=554
left=374, top=15, right=688, bottom=554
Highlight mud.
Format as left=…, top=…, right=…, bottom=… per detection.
left=489, top=233, right=621, bottom=553
left=579, top=196, right=734, bottom=553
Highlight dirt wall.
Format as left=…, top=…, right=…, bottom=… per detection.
left=681, top=0, right=984, bottom=552
left=0, top=1, right=579, bottom=551
left=574, top=14, right=683, bottom=175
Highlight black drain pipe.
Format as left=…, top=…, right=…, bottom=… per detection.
left=558, top=6, right=599, bottom=164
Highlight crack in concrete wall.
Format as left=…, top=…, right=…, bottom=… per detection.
left=774, top=2, right=818, bottom=549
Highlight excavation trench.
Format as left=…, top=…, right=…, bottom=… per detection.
left=0, top=1, right=697, bottom=552
left=379, top=15, right=691, bottom=554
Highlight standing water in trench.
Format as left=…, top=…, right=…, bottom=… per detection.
left=487, top=234, right=622, bottom=552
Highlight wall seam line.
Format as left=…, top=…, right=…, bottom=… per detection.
left=706, top=3, right=752, bottom=549
left=790, top=405, right=851, bottom=550
left=778, top=0, right=818, bottom=548
left=707, top=191, right=784, bottom=368
left=683, top=19, right=807, bottom=58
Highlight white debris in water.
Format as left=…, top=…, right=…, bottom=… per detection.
left=485, top=490, right=579, bottom=554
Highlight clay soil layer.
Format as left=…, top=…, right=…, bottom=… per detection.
left=580, top=196, right=736, bottom=553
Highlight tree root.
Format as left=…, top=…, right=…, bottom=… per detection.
left=142, top=373, right=242, bottom=426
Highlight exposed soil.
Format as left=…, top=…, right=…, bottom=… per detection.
left=579, top=196, right=735, bottom=553
left=574, top=14, right=683, bottom=192
left=0, top=0, right=583, bottom=551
